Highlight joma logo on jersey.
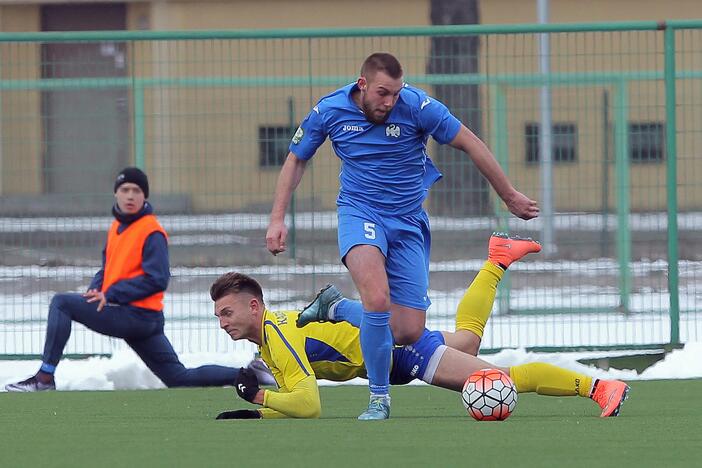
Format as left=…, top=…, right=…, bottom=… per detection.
left=343, top=124, right=363, bottom=132
left=386, top=124, right=401, bottom=138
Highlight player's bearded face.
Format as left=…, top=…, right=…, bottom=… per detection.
left=360, top=72, right=403, bottom=124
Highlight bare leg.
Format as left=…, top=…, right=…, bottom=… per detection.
left=440, top=330, right=482, bottom=357
left=429, top=346, right=509, bottom=391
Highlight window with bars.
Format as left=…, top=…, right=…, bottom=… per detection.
left=258, top=126, right=291, bottom=168
left=629, top=122, right=665, bottom=163
left=525, top=122, right=578, bottom=164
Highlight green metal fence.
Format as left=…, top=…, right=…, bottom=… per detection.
left=1, top=21, right=700, bottom=359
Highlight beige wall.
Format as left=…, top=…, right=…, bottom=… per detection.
left=480, top=0, right=702, bottom=23
left=479, top=0, right=702, bottom=211
left=148, top=0, right=428, bottom=30
left=0, top=0, right=429, bottom=210
left=0, top=4, right=41, bottom=194
left=137, top=0, right=430, bottom=211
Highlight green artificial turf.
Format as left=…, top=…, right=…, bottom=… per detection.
left=1, top=380, right=700, bottom=468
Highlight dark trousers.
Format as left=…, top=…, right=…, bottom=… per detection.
left=43, top=293, right=238, bottom=387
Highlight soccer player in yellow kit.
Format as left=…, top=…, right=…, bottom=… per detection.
left=212, top=234, right=629, bottom=420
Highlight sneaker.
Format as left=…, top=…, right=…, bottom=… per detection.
left=590, top=379, right=630, bottom=417
left=488, top=232, right=542, bottom=269
left=245, top=358, right=277, bottom=387
left=358, top=394, right=391, bottom=420
left=296, top=284, right=344, bottom=328
left=5, top=375, right=56, bottom=393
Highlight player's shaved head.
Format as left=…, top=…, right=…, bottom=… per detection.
left=210, top=272, right=264, bottom=303
left=360, top=52, right=403, bottom=82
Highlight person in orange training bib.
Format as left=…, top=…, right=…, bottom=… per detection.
left=5, top=167, right=265, bottom=392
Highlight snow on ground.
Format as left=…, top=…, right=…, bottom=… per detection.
left=1, top=342, right=700, bottom=392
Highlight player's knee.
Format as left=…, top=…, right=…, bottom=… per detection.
left=50, top=293, right=73, bottom=311
left=393, top=327, right=423, bottom=345
left=464, top=342, right=480, bottom=357
left=453, top=330, right=481, bottom=356
left=360, top=290, right=391, bottom=312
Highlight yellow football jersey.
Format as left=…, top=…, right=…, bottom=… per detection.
left=258, top=308, right=367, bottom=391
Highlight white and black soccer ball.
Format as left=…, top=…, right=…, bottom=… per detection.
left=462, top=368, right=518, bottom=421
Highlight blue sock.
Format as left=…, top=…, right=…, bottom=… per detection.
left=333, top=299, right=364, bottom=327
left=40, top=362, right=56, bottom=374
left=360, top=311, right=392, bottom=396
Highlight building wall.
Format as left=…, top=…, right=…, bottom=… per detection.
left=145, top=0, right=430, bottom=211
left=479, top=0, right=702, bottom=212
left=0, top=0, right=430, bottom=211
left=1, top=0, right=700, bottom=212
left=480, top=0, right=702, bottom=24
left=0, top=4, right=41, bottom=194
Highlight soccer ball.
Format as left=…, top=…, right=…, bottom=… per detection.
left=462, top=368, right=518, bottom=421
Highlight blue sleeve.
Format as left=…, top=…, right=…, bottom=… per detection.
left=288, top=106, right=328, bottom=160
left=418, top=96, right=462, bottom=145
left=104, top=232, right=170, bottom=305
left=87, top=246, right=106, bottom=291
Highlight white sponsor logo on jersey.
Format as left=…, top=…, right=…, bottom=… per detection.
left=420, top=98, right=431, bottom=110
left=343, top=124, right=364, bottom=132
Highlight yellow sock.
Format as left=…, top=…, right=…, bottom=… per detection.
left=454, top=261, right=504, bottom=338
left=509, top=362, right=593, bottom=397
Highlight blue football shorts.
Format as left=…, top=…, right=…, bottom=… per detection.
left=390, top=329, right=447, bottom=385
left=337, top=204, right=432, bottom=311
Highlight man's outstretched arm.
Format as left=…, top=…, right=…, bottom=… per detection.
left=449, top=124, right=539, bottom=220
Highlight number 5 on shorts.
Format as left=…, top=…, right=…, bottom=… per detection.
left=364, top=222, right=376, bottom=240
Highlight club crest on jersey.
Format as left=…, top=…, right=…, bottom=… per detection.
left=292, top=127, right=304, bottom=144
left=386, top=124, right=401, bottom=138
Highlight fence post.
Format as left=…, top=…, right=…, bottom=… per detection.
left=664, top=25, right=680, bottom=345
left=133, top=83, right=145, bottom=169
left=614, top=79, right=631, bottom=313
left=491, top=84, right=511, bottom=314
left=287, top=96, right=297, bottom=260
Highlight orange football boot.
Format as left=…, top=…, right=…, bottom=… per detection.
left=590, top=379, right=630, bottom=417
left=488, top=232, right=542, bottom=269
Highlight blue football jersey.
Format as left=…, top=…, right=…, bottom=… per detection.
left=289, top=83, right=462, bottom=215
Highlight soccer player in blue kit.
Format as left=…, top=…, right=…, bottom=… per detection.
left=266, top=53, right=539, bottom=420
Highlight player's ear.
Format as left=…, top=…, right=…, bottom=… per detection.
left=357, top=76, right=367, bottom=91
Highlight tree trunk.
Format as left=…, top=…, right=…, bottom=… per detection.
left=428, top=0, right=490, bottom=216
